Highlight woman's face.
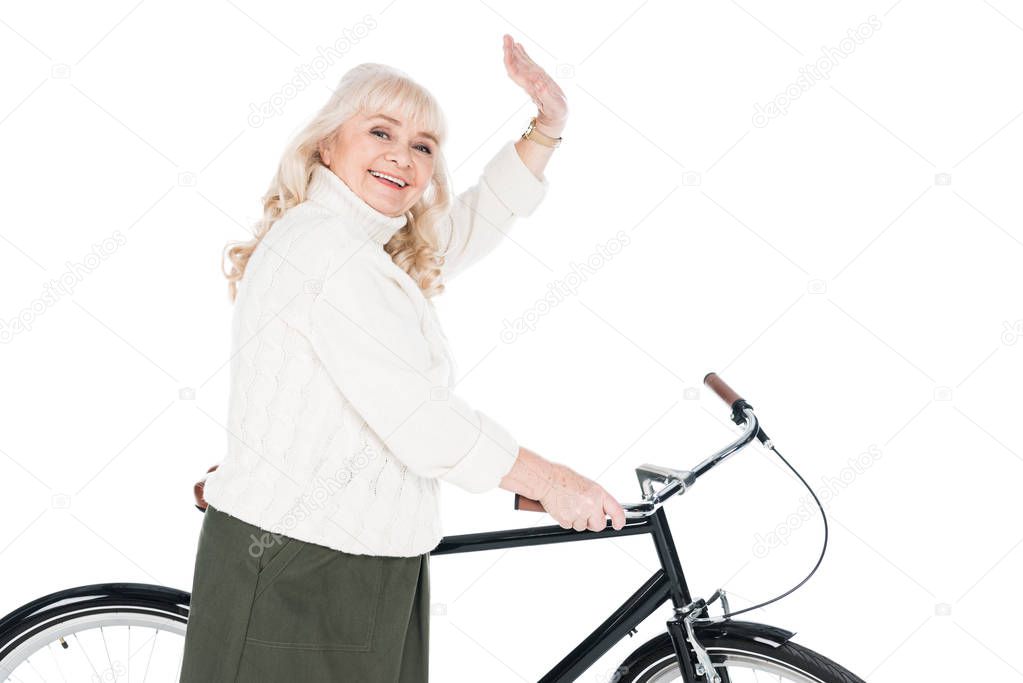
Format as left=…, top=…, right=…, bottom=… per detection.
left=319, top=111, right=437, bottom=218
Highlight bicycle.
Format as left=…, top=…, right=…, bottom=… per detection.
left=0, top=372, right=866, bottom=682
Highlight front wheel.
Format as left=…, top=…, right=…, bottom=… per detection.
left=612, top=632, right=865, bottom=683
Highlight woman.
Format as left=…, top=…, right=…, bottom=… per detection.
left=179, top=34, right=626, bottom=682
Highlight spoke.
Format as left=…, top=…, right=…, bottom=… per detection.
left=121, top=627, right=159, bottom=683
left=72, top=633, right=102, bottom=679
left=21, top=656, right=44, bottom=682
left=172, top=633, right=184, bottom=683
left=6, top=668, right=29, bottom=682
left=100, top=626, right=114, bottom=679
left=2, top=614, right=186, bottom=682
left=45, top=641, right=69, bottom=682
left=142, top=629, right=159, bottom=683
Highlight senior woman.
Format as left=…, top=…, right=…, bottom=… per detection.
left=179, top=35, right=625, bottom=682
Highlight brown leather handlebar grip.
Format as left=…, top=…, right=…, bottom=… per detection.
left=513, top=493, right=546, bottom=512
left=704, top=372, right=743, bottom=407
left=193, top=463, right=220, bottom=512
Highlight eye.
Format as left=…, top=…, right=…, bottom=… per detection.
left=372, top=128, right=432, bottom=155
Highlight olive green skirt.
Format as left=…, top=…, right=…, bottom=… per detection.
left=179, top=504, right=429, bottom=682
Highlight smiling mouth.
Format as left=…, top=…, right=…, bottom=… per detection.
left=368, top=170, right=409, bottom=190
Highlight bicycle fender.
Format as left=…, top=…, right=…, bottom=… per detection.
left=612, top=621, right=796, bottom=683
left=694, top=619, right=796, bottom=648
left=0, top=583, right=190, bottom=644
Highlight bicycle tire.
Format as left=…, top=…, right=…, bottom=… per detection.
left=0, top=583, right=189, bottom=681
left=611, top=631, right=865, bottom=683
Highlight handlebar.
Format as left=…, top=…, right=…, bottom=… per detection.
left=513, top=371, right=763, bottom=519
left=704, top=371, right=742, bottom=408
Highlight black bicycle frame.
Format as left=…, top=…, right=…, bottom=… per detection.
left=430, top=506, right=703, bottom=682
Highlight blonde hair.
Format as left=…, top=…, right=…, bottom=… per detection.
left=223, top=63, right=452, bottom=302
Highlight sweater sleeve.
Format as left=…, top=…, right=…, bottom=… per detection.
left=308, top=243, right=519, bottom=493
left=438, top=140, right=549, bottom=282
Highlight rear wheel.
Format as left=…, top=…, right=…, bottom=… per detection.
left=0, top=583, right=189, bottom=682
left=613, top=632, right=865, bottom=683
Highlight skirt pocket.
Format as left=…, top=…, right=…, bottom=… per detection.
left=245, top=539, right=385, bottom=652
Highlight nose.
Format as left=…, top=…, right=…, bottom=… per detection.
left=386, top=146, right=412, bottom=169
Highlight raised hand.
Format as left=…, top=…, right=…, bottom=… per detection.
left=502, top=33, right=568, bottom=132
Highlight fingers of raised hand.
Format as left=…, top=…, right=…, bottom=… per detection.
left=505, top=38, right=539, bottom=79
left=513, top=39, right=537, bottom=67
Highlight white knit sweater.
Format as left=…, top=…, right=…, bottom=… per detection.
left=202, top=140, right=548, bottom=557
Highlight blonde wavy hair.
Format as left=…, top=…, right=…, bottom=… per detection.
left=223, top=63, right=452, bottom=302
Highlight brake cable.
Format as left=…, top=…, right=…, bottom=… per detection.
left=695, top=437, right=829, bottom=622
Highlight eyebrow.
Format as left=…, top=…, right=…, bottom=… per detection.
left=368, top=114, right=439, bottom=146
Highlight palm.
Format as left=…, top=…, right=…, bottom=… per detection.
left=502, top=33, right=568, bottom=127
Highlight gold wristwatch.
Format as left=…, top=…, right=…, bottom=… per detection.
left=521, top=116, right=562, bottom=148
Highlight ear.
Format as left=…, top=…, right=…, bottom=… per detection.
left=318, top=140, right=330, bottom=166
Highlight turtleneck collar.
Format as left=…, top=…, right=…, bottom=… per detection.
left=306, top=163, right=409, bottom=246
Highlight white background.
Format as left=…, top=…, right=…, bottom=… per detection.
left=1, top=1, right=1021, bottom=681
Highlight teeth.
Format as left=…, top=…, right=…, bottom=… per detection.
left=369, top=170, right=406, bottom=187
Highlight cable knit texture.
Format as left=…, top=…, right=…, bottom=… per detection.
left=202, top=140, right=549, bottom=557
